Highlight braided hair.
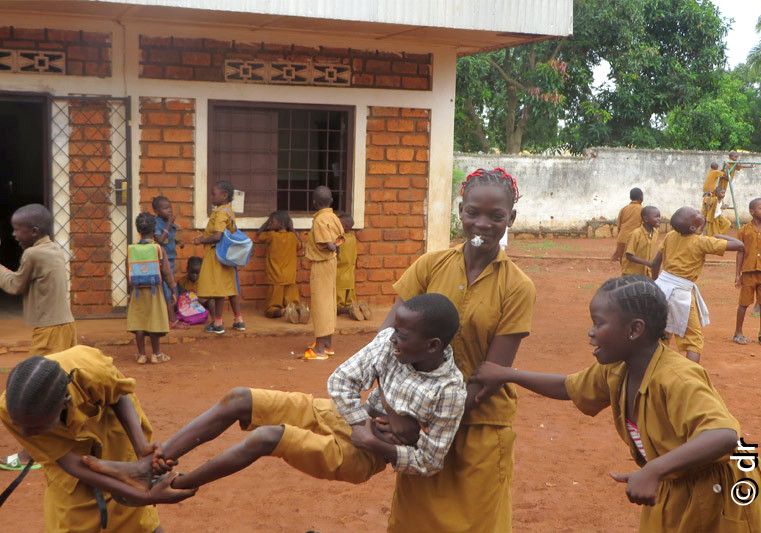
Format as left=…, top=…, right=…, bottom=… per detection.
left=460, top=168, right=520, bottom=205
left=6, top=356, right=70, bottom=424
left=135, top=212, right=156, bottom=236
left=215, top=180, right=235, bottom=202
left=597, top=276, right=668, bottom=341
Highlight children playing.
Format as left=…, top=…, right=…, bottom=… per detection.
left=127, top=213, right=177, bottom=364
left=0, top=204, right=76, bottom=356
left=621, top=206, right=660, bottom=279
left=651, top=207, right=744, bottom=363
left=152, top=195, right=182, bottom=329
left=256, top=210, right=308, bottom=324
left=82, top=294, right=466, bottom=495
left=304, top=185, right=344, bottom=360
left=469, top=276, right=761, bottom=532
left=194, top=180, right=244, bottom=335
left=733, top=198, right=761, bottom=345
left=336, top=213, right=371, bottom=321
left=0, top=347, right=196, bottom=530
left=702, top=161, right=724, bottom=199
left=612, top=188, right=644, bottom=262
left=703, top=188, right=732, bottom=237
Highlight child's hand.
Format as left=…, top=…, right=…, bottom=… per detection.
left=469, top=361, right=514, bottom=403
left=373, top=415, right=421, bottom=446
left=326, top=242, right=338, bottom=252
left=350, top=419, right=376, bottom=450
left=151, top=444, right=177, bottom=475
left=148, top=472, right=197, bottom=504
left=609, top=469, right=660, bottom=506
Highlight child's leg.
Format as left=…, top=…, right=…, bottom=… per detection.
left=163, top=282, right=176, bottom=324
left=213, top=298, right=224, bottom=325
left=149, top=333, right=161, bottom=355
left=229, top=295, right=243, bottom=321
left=675, top=299, right=702, bottom=363
left=734, top=305, right=748, bottom=337
left=134, top=332, right=146, bottom=355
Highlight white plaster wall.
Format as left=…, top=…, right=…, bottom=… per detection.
left=455, top=148, right=761, bottom=233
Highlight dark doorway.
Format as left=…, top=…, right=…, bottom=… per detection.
left=0, top=95, right=47, bottom=315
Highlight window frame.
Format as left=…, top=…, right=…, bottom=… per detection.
left=207, top=99, right=355, bottom=220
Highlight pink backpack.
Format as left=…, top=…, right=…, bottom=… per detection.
left=177, top=291, right=209, bottom=325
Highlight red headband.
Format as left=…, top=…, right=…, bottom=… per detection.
left=459, top=167, right=520, bottom=202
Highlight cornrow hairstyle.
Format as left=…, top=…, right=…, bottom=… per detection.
left=6, top=356, right=70, bottom=424
left=215, top=180, right=235, bottom=202
left=270, top=210, right=294, bottom=232
left=597, top=275, right=668, bottom=341
left=151, top=195, right=169, bottom=210
left=460, top=168, right=520, bottom=205
left=135, top=212, right=156, bottom=235
left=402, top=293, right=461, bottom=347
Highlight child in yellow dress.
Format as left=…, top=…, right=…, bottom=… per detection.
left=304, top=186, right=344, bottom=360
left=470, top=276, right=761, bottom=532
left=256, top=210, right=308, bottom=323
left=336, top=213, right=371, bottom=321
left=127, top=213, right=176, bottom=365
left=0, top=348, right=196, bottom=531
left=194, top=180, right=244, bottom=335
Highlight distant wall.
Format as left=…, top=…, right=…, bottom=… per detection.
left=454, top=147, right=761, bottom=236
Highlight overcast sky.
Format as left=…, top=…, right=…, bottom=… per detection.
left=713, top=0, right=761, bottom=68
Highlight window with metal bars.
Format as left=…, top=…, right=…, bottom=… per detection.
left=208, top=101, right=353, bottom=217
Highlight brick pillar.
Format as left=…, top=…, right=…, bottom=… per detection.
left=360, top=106, right=431, bottom=304
left=68, top=99, right=113, bottom=315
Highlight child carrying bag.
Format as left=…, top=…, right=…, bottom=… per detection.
left=215, top=214, right=253, bottom=268
left=127, top=243, right=162, bottom=294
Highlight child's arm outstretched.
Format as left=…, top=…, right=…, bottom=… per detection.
left=713, top=234, right=744, bottom=252
left=112, top=395, right=156, bottom=459
left=0, top=254, right=33, bottom=295
left=609, top=428, right=737, bottom=506
left=469, top=361, right=570, bottom=403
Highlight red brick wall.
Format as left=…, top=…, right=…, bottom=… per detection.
left=0, top=26, right=111, bottom=77
left=139, top=35, right=431, bottom=90
left=68, top=100, right=113, bottom=316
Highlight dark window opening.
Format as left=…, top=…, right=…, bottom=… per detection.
left=208, top=101, right=353, bottom=218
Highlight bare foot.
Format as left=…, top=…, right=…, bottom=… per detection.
left=81, top=454, right=153, bottom=491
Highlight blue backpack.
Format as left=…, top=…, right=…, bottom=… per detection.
left=215, top=211, right=253, bottom=268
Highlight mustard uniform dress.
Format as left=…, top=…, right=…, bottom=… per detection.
left=0, top=346, right=160, bottom=532
left=336, top=231, right=357, bottom=307
left=306, top=207, right=344, bottom=338
left=197, top=203, right=238, bottom=298
left=259, top=230, right=300, bottom=312
left=566, top=343, right=761, bottom=532
left=390, top=245, right=536, bottom=532
left=126, top=241, right=169, bottom=335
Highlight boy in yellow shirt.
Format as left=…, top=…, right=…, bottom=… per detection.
left=732, top=198, right=761, bottom=344
left=622, top=206, right=660, bottom=278
left=336, top=213, right=371, bottom=321
left=612, top=188, right=644, bottom=262
left=652, top=207, right=743, bottom=363
left=304, top=186, right=344, bottom=360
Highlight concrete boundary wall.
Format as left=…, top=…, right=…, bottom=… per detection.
left=454, top=147, right=761, bottom=236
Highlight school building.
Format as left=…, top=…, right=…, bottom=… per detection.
left=0, top=0, right=572, bottom=317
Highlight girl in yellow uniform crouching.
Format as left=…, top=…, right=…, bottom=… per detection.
left=471, top=275, right=761, bottom=532
left=0, top=346, right=196, bottom=531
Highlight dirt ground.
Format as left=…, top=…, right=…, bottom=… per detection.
left=1, top=237, right=759, bottom=532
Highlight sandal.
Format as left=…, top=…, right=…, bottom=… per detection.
left=150, top=353, right=171, bottom=364
left=303, top=348, right=329, bottom=361
left=136, top=354, right=148, bottom=364
left=732, top=334, right=750, bottom=345
left=0, top=453, right=42, bottom=471
left=306, top=341, right=334, bottom=356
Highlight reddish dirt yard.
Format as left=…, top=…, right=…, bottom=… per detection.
left=1, top=238, right=759, bottom=532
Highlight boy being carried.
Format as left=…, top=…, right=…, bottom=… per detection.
left=83, top=293, right=467, bottom=493
left=621, top=206, right=660, bottom=279
left=652, top=207, right=743, bottom=363
left=732, top=198, right=761, bottom=345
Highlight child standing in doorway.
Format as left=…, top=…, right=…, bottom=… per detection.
left=256, top=210, right=308, bottom=324
left=194, top=180, right=244, bottom=335
left=127, top=213, right=176, bottom=364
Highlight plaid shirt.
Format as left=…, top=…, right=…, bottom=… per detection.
left=327, top=328, right=466, bottom=476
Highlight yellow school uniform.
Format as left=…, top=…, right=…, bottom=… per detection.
left=0, top=236, right=76, bottom=355
left=197, top=203, right=238, bottom=298
left=565, top=343, right=761, bottom=532
left=306, top=208, right=344, bottom=337
left=246, top=389, right=385, bottom=482
left=617, top=201, right=644, bottom=244
left=177, top=274, right=198, bottom=294
left=0, top=346, right=159, bottom=532
left=126, top=242, right=169, bottom=334
left=737, top=222, right=761, bottom=307
left=703, top=196, right=732, bottom=237
left=703, top=168, right=725, bottom=194
left=660, top=231, right=728, bottom=354
left=259, top=230, right=300, bottom=312
left=390, top=244, right=536, bottom=532
left=622, top=225, right=658, bottom=277
left=336, top=231, right=357, bottom=307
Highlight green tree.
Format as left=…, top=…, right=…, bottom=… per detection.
left=664, top=72, right=754, bottom=150
left=748, top=16, right=761, bottom=78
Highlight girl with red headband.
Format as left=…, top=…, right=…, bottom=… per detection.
left=381, top=167, right=535, bottom=532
